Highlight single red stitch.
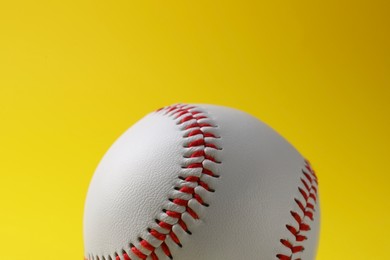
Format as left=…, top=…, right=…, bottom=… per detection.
left=302, top=171, right=312, bottom=182
left=205, top=154, right=218, bottom=162
left=194, top=193, right=205, bottom=205
left=203, top=132, right=217, bottom=138
left=172, top=107, right=195, bottom=117
left=189, top=111, right=201, bottom=115
left=186, top=206, right=199, bottom=219
left=123, top=252, right=131, bottom=260
left=188, top=129, right=203, bottom=137
left=190, top=150, right=205, bottom=157
left=151, top=252, right=158, bottom=260
left=296, top=234, right=307, bottom=242
left=185, top=123, right=199, bottom=130
left=178, top=219, right=189, bottom=233
left=298, top=187, right=309, bottom=201
left=171, top=107, right=185, bottom=113
left=276, top=254, right=291, bottom=260
left=295, top=198, right=305, bottom=212
left=185, top=163, right=203, bottom=169
left=166, top=106, right=178, bottom=113
left=175, top=110, right=189, bottom=118
left=140, top=239, right=155, bottom=251
left=199, top=181, right=210, bottom=191
left=307, top=200, right=315, bottom=208
left=179, top=186, right=194, bottom=194
left=202, top=168, right=216, bottom=177
left=292, top=245, right=304, bottom=253
left=281, top=239, right=293, bottom=249
left=158, top=221, right=172, bottom=230
left=166, top=210, right=181, bottom=219
left=181, top=115, right=193, bottom=123
left=290, top=211, right=302, bottom=223
left=185, top=176, right=199, bottom=182
left=300, top=178, right=310, bottom=192
left=286, top=224, right=298, bottom=235
left=205, top=143, right=218, bottom=149
left=131, top=246, right=147, bottom=259
left=187, top=139, right=205, bottom=147
left=300, top=223, right=311, bottom=231
left=173, top=198, right=188, bottom=206
left=169, top=231, right=182, bottom=246
left=150, top=229, right=166, bottom=240
left=305, top=211, right=314, bottom=220
left=309, top=193, right=317, bottom=202
left=161, top=242, right=172, bottom=259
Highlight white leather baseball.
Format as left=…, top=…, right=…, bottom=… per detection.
left=83, top=104, right=320, bottom=260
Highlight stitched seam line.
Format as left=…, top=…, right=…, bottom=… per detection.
left=276, top=160, right=318, bottom=260
left=86, top=104, right=222, bottom=260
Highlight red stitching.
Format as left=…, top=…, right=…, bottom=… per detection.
left=86, top=104, right=221, bottom=260
left=276, top=160, right=318, bottom=260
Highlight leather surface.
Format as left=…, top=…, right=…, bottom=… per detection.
left=83, top=104, right=320, bottom=260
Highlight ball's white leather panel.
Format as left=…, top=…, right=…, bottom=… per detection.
left=169, top=105, right=320, bottom=259
left=83, top=104, right=320, bottom=260
left=84, top=112, right=185, bottom=258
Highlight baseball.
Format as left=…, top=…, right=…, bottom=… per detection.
left=83, top=104, right=320, bottom=260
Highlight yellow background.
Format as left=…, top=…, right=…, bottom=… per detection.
left=0, top=1, right=389, bottom=259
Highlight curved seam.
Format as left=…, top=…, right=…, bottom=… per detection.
left=86, top=104, right=222, bottom=260
left=276, top=160, right=318, bottom=260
